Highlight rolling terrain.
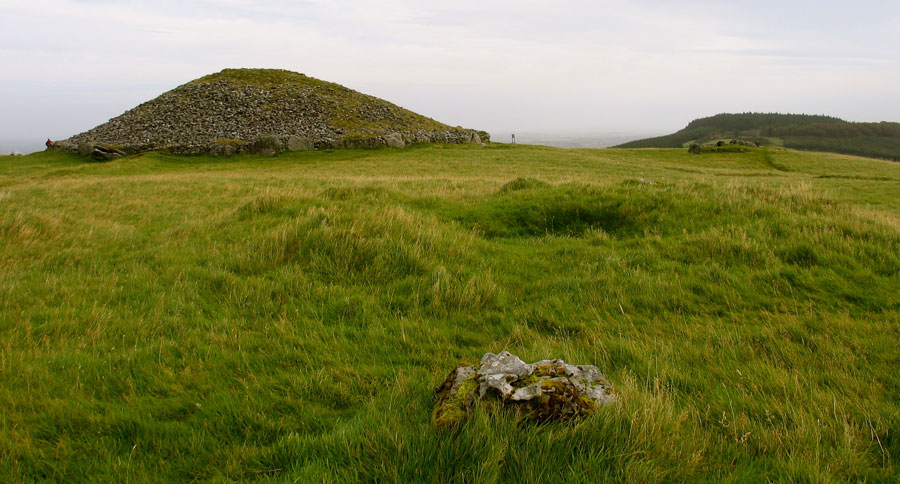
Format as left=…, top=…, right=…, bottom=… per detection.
left=617, top=113, right=900, bottom=161
left=1, top=144, right=899, bottom=482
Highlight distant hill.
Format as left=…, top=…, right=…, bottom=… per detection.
left=55, top=68, right=488, bottom=155
left=616, top=113, right=900, bottom=161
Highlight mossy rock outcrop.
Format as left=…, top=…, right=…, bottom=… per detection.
left=433, top=351, right=614, bottom=428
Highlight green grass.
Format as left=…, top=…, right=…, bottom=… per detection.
left=190, top=68, right=333, bottom=88
left=1, top=145, right=899, bottom=482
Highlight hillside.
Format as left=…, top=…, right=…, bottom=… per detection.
left=617, top=112, right=900, bottom=160
left=2, top=145, right=899, bottom=482
left=53, top=68, right=487, bottom=155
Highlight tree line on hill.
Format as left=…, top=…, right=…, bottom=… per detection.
left=616, top=113, right=900, bottom=161
left=767, top=121, right=900, bottom=138
left=685, top=112, right=844, bottom=132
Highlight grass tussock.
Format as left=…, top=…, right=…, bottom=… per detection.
left=0, top=145, right=899, bottom=482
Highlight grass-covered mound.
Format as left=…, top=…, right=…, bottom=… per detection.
left=1, top=145, right=899, bottom=482
left=617, top=112, right=900, bottom=161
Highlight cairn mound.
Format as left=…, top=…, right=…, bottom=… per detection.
left=56, top=68, right=489, bottom=155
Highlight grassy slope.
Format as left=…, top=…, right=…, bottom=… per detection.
left=612, top=127, right=710, bottom=148
left=1, top=146, right=899, bottom=483
left=782, top=135, right=900, bottom=162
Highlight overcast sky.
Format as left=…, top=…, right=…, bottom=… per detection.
left=1, top=0, right=899, bottom=152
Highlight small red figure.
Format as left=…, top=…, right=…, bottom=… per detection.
left=45, top=138, right=53, bottom=149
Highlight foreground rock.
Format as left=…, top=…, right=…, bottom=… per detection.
left=433, top=351, right=613, bottom=427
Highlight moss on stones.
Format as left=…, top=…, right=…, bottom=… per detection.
left=434, top=352, right=613, bottom=427
left=432, top=366, right=479, bottom=428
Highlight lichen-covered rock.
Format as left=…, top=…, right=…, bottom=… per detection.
left=90, top=145, right=125, bottom=162
left=432, top=365, right=478, bottom=427
left=331, top=137, right=383, bottom=149
left=208, top=142, right=241, bottom=156
left=287, top=135, right=314, bottom=151
left=248, top=136, right=284, bottom=156
left=78, top=142, right=94, bottom=157
left=383, top=133, right=405, bottom=148
left=433, top=351, right=613, bottom=427
left=477, top=351, right=535, bottom=397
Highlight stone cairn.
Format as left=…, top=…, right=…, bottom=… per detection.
left=50, top=70, right=490, bottom=158
left=433, top=351, right=614, bottom=427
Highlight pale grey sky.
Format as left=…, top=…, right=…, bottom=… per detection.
left=1, top=0, right=899, bottom=152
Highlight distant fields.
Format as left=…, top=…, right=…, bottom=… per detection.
left=1, top=145, right=899, bottom=482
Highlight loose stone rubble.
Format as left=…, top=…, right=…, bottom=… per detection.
left=51, top=70, right=489, bottom=158
left=72, top=144, right=125, bottom=162
left=433, top=351, right=614, bottom=427
left=688, top=139, right=760, bottom=154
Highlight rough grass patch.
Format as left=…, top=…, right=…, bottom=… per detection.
left=320, top=185, right=393, bottom=201
left=454, top=184, right=659, bottom=238
left=2, top=146, right=900, bottom=482
left=498, top=177, right=550, bottom=193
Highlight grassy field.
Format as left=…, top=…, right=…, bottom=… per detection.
left=1, top=144, right=899, bottom=483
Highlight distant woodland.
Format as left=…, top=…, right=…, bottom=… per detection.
left=617, top=113, right=900, bottom=161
